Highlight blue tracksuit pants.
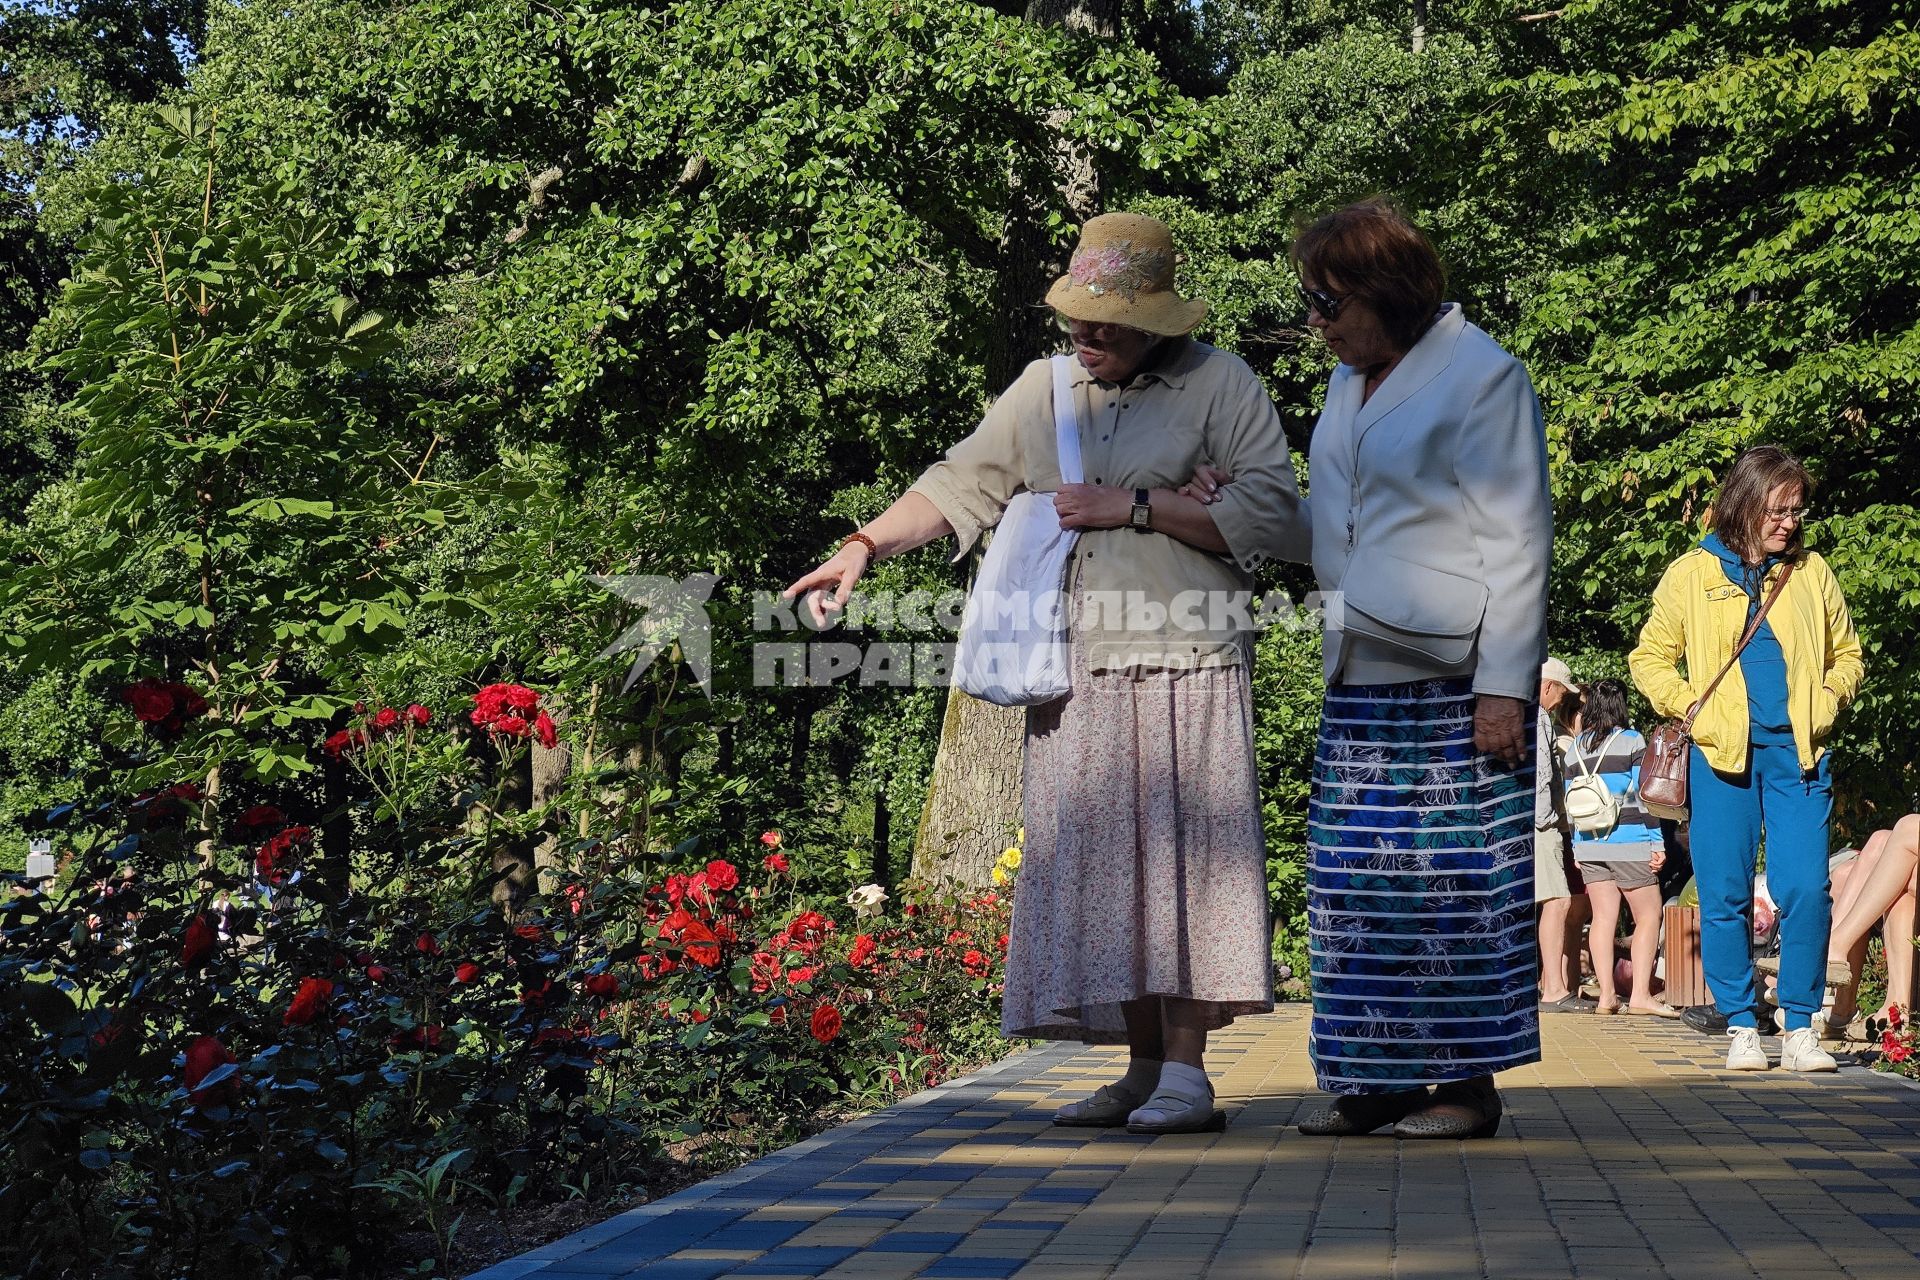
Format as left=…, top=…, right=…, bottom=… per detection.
left=1689, top=742, right=1832, bottom=1031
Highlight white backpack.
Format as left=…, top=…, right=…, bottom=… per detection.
left=1564, top=730, right=1624, bottom=836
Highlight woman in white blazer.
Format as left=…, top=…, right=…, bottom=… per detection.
left=1280, top=200, right=1551, bottom=1138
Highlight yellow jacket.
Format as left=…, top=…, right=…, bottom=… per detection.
left=1629, top=546, right=1864, bottom=774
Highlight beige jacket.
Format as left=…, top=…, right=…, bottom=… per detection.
left=908, top=340, right=1308, bottom=672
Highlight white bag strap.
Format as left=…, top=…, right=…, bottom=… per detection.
left=1050, top=354, right=1083, bottom=487
left=1571, top=729, right=1621, bottom=781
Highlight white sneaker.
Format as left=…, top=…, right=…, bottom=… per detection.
left=1726, top=1027, right=1769, bottom=1071
left=1780, top=1026, right=1838, bottom=1072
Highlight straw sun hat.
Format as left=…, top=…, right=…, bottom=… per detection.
left=1044, top=212, right=1207, bottom=337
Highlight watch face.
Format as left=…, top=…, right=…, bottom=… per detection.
left=1132, top=503, right=1151, bottom=528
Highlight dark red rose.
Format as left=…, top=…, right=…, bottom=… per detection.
left=788, top=911, right=832, bottom=944
left=453, top=961, right=482, bottom=984
left=372, top=707, right=401, bottom=734
left=237, top=804, right=285, bottom=830
left=810, top=1003, right=843, bottom=1044
left=365, top=964, right=390, bottom=984
left=583, top=972, right=620, bottom=999
left=282, top=977, right=333, bottom=1026
left=513, top=924, right=544, bottom=941
left=502, top=685, right=540, bottom=713
left=762, top=852, right=789, bottom=874
left=703, top=860, right=740, bottom=892
left=493, top=714, right=529, bottom=738
left=849, top=934, right=877, bottom=969
left=123, top=680, right=175, bottom=723
left=183, top=1034, right=237, bottom=1105
left=181, top=914, right=216, bottom=971
left=519, top=979, right=558, bottom=1010
left=406, top=703, right=432, bottom=727
left=532, top=709, right=557, bottom=749
left=323, top=729, right=355, bottom=759
left=167, top=683, right=207, bottom=719
left=415, top=932, right=442, bottom=956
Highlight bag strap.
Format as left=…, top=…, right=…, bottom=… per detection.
left=1685, top=561, right=1795, bottom=732
left=1571, top=728, right=1621, bottom=781
left=1050, top=354, right=1084, bottom=488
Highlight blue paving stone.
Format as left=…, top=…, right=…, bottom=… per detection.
left=918, top=1258, right=1029, bottom=1278
left=1785, top=1158, right=1855, bottom=1170
left=1862, top=1213, right=1920, bottom=1228
left=1018, top=1186, right=1100, bottom=1204
left=938, top=1196, right=1016, bottom=1210
left=979, top=1220, right=1066, bottom=1231
left=872, top=1232, right=966, bottom=1252
left=744, top=1246, right=860, bottom=1269
left=839, top=1207, right=917, bottom=1219
left=931, top=1115, right=1001, bottom=1129
left=696, top=1218, right=810, bottom=1251
left=627, top=1261, right=738, bottom=1280
left=900, top=1163, right=993, bottom=1181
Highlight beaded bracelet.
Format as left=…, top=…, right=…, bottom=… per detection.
left=841, top=532, right=879, bottom=560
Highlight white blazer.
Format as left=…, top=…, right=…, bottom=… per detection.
left=1308, top=304, right=1551, bottom=701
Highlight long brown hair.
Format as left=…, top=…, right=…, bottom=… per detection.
left=1710, top=445, right=1814, bottom=564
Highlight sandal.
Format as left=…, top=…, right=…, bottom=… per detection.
left=1125, top=1082, right=1225, bottom=1135
left=1392, top=1076, right=1501, bottom=1140
left=1297, top=1087, right=1430, bottom=1137
left=1593, top=999, right=1622, bottom=1016
left=1623, top=1001, right=1682, bottom=1019
left=1753, top=956, right=1854, bottom=988
left=1053, top=1082, right=1147, bottom=1128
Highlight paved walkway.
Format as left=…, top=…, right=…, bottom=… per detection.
left=468, top=1007, right=1920, bottom=1280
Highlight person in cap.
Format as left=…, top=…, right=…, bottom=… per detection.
left=1535, top=658, right=1592, bottom=1011
left=785, top=213, right=1307, bottom=1133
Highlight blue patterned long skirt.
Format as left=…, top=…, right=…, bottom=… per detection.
left=1307, top=677, right=1541, bottom=1093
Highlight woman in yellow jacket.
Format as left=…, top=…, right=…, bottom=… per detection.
left=1630, top=446, right=1864, bottom=1074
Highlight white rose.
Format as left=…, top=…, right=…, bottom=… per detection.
left=846, top=883, right=889, bottom=917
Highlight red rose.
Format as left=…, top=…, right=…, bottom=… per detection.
left=181, top=914, right=216, bottom=970
left=1888, top=1042, right=1912, bottom=1064
left=365, top=964, right=390, bottom=984
left=236, top=804, right=285, bottom=830
left=532, top=709, right=558, bottom=749
left=390, top=1025, right=444, bottom=1052
left=1890, top=1005, right=1906, bottom=1030
left=996, top=933, right=1009, bottom=951
left=768, top=1004, right=787, bottom=1026
left=583, top=973, right=620, bottom=999
left=788, top=911, right=832, bottom=944
left=810, top=1003, right=843, bottom=1044
left=415, top=932, right=442, bottom=956
left=749, top=951, right=780, bottom=993
left=762, top=852, right=789, bottom=874
left=323, top=729, right=355, bottom=759
left=454, top=961, right=482, bottom=984
left=502, top=685, right=540, bottom=713
left=520, top=979, right=559, bottom=1010
left=123, top=680, right=175, bottom=723
left=786, top=965, right=817, bottom=987
left=183, top=1034, right=237, bottom=1105
left=168, top=682, right=208, bottom=719
left=282, top=977, right=334, bottom=1026
left=372, top=707, right=401, bottom=733
left=406, top=703, right=432, bottom=727
left=513, top=924, right=545, bottom=941
left=849, top=934, right=877, bottom=969
left=759, top=830, right=783, bottom=848
left=704, top=860, right=740, bottom=892
left=494, top=714, right=529, bottom=738
left=963, top=949, right=989, bottom=977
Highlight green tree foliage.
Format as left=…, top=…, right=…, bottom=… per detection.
left=1518, top=0, right=1920, bottom=823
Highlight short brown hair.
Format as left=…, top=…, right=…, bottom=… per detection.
left=1711, top=445, right=1815, bottom=563
left=1291, top=198, right=1447, bottom=349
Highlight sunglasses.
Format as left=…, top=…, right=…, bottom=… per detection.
left=1297, top=284, right=1347, bottom=322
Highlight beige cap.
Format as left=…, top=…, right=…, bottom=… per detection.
left=1540, top=657, right=1580, bottom=693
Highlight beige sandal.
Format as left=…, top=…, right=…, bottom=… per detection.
left=1623, top=1001, right=1682, bottom=1019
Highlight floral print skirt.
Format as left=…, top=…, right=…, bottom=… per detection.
left=1001, top=641, right=1274, bottom=1044
left=1307, top=677, right=1541, bottom=1093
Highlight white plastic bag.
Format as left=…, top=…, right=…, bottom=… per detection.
left=953, top=355, right=1082, bottom=707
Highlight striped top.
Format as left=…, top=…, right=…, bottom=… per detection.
left=1563, top=728, right=1664, bottom=856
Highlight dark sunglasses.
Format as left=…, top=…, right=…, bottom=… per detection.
left=1297, top=284, right=1347, bottom=322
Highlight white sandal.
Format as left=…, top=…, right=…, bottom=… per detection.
left=1053, top=1082, right=1148, bottom=1128
left=1125, top=1082, right=1225, bottom=1135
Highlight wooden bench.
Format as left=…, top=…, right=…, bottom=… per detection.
left=1661, top=904, right=1708, bottom=1007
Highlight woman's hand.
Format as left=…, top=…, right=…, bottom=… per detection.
left=1054, top=484, right=1135, bottom=530
left=1650, top=849, right=1667, bottom=873
left=783, top=541, right=871, bottom=628
left=1176, top=464, right=1234, bottom=505
left=1473, top=694, right=1529, bottom=766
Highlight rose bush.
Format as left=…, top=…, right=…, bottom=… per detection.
left=0, top=684, right=1011, bottom=1278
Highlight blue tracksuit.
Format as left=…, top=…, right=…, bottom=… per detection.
left=1690, top=533, right=1832, bottom=1032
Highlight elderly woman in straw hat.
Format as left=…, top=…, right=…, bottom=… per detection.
left=786, top=212, right=1307, bottom=1133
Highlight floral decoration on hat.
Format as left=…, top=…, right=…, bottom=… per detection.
left=1068, top=240, right=1172, bottom=304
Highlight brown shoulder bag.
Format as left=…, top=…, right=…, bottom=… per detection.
left=1638, top=562, right=1795, bottom=821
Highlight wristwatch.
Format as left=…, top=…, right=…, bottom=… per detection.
left=1129, top=488, right=1152, bottom=533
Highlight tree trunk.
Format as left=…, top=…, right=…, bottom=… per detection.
left=913, top=686, right=1027, bottom=885
left=913, top=0, right=1123, bottom=887
left=1411, top=0, right=1428, bottom=52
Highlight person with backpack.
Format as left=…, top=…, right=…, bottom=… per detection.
left=1629, top=446, right=1865, bottom=1071
left=1564, top=678, right=1675, bottom=1016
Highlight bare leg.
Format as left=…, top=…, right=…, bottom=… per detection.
left=1882, top=889, right=1917, bottom=1020
left=1832, top=816, right=1920, bottom=967
left=1566, top=894, right=1592, bottom=996
left=1623, top=883, right=1665, bottom=1006
left=1828, top=843, right=1880, bottom=1026
left=1588, top=880, right=1623, bottom=1008
left=1539, top=897, right=1574, bottom=1001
